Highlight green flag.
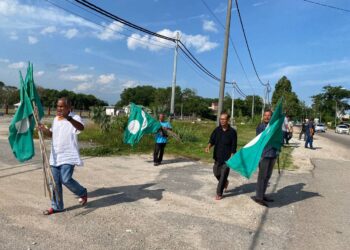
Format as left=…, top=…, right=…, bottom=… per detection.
left=226, top=100, right=284, bottom=178
left=8, top=72, right=35, bottom=162
left=25, top=62, right=44, bottom=120
left=124, top=103, right=161, bottom=146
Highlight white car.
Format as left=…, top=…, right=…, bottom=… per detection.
left=315, top=123, right=327, bottom=133
left=335, top=125, right=350, bottom=134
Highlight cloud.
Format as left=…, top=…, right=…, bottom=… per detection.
left=28, top=36, right=38, bottom=44
left=97, top=74, right=116, bottom=84
left=0, top=0, right=98, bottom=30
left=84, top=47, right=92, bottom=53
left=122, top=80, right=138, bottom=89
left=9, top=31, right=18, bottom=40
left=63, top=28, right=78, bottom=39
left=253, top=1, right=268, bottom=7
left=203, top=20, right=218, bottom=33
left=58, top=64, right=78, bottom=72
left=97, top=21, right=124, bottom=41
left=0, top=58, right=10, bottom=63
left=66, top=74, right=93, bottom=82
left=8, top=61, right=26, bottom=69
left=74, top=82, right=94, bottom=92
left=35, top=71, right=45, bottom=77
left=40, top=26, right=57, bottom=35
left=127, top=29, right=218, bottom=53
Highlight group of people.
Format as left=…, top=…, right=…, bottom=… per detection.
left=39, top=98, right=280, bottom=215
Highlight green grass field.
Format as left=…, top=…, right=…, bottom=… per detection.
left=79, top=119, right=295, bottom=170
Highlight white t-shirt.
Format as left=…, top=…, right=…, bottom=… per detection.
left=49, top=112, right=84, bottom=167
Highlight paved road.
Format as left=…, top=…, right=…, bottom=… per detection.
left=288, top=158, right=350, bottom=250
left=316, top=131, right=350, bottom=148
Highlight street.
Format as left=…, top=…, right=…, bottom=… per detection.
left=0, top=117, right=350, bottom=249
left=317, top=130, right=350, bottom=148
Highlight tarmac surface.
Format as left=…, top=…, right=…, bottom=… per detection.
left=0, top=117, right=349, bottom=250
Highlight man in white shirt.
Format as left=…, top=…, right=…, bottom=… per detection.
left=40, top=97, right=87, bottom=215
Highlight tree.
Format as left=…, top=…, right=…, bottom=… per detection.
left=271, top=76, right=302, bottom=119
left=311, top=85, right=350, bottom=123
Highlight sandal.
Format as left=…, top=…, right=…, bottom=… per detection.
left=43, top=208, right=56, bottom=215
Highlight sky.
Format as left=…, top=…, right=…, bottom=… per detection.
left=0, top=0, right=349, bottom=105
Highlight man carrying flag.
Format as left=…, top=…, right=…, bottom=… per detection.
left=252, top=110, right=279, bottom=207
left=226, top=100, right=284, bottom=207
left=39, top=97, right=87, bottom=215
left=153, top=113, right=172, bottom=166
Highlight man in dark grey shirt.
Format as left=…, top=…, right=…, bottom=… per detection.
left=252, top=110, right=278, bottom=207
left=205, top=113, right=237, bottom=200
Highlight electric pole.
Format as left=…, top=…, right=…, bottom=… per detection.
left=170, top=32, right=180, bottom=117
left=231, top=82, right=235, bottom=126
left=217, top=0, right=232, bottom=125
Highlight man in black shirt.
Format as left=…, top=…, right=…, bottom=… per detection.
left=252, top=110, right=278, bottom=207
left=205, top=112, right=237, bottom=200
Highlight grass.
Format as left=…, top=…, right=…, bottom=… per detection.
left=79, top=118, right=294, bottom=170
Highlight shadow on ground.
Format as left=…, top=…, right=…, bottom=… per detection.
left=146, top=157, right=198, bottom=165
left=66, top=183, right=164, bottom=216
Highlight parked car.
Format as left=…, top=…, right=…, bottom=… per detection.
left=315, top=123, right=327, bottom=133
left=335, top=124, right=350, bottom=134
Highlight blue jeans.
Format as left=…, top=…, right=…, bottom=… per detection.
left=305, top=135, right=313, bottom=148
left=51, top=164, right=87, bottom=211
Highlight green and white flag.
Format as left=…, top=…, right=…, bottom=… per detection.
left=226, top=100, right=284, bottom=178
left=25, top=62, right=44, bottom=119
left=8, top=72, right=35, bottom=162
left=124, top=103, right=161, bottom=146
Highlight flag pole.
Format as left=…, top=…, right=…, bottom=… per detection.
left=31, top=101, right=58, bottom=201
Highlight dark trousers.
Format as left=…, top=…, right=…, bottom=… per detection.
left=153, top=143, right=166, bottom=163
left=256, top=158, right=276, bottom=200
left=299, top=131, right=305, bottom=140
left=305, top=135, right=313, bottom=148
left=213, top=162, right=230, bottom=196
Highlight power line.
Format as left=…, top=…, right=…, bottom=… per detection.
left=303, top=0, right=350, bottom=13
left=64, top=0, right=175, bottom=49
left=234, top=0, right=268, bottom=87
left=200, top=0, right=255, bottom=95
left=75, top=0, right=176, bottom=42
left=44, top=0, right=173, bottom=50
left=74, top=0, right=225, bottom=84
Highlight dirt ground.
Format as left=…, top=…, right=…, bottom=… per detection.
left=0, top=118, right=349, bottom=250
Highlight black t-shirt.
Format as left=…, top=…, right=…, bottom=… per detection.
left=209, top=126, right=237, bottom=164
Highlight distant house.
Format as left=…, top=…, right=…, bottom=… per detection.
left=209, top=102, right=218, bottom=111
left=104, top=106, right=116, bottom=116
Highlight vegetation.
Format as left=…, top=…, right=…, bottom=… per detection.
left=311, top=85, right=350, bottom=125
left=0, top=81, right=107, bottom=109
left=79, top=117, right=294, bottom=169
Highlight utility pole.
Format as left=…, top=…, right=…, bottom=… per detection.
left=231, top=82, right=235, bottom=126
left=170, top=32, right=180, bottom=117
left=217, top=0, right=232, bottom=125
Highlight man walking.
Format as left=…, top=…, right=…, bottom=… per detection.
left=299, top=119, right=307, bottom=140
left=305, top=118, right=315, bottom=149
left=205, top=112, right=237, bottom=200
left=153, top=113, right=172, bottom=166
left=252, top=110, right=278, bottom=207
left=40, top=97, right=87, bottom=215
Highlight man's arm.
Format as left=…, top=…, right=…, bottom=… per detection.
left=65, top=114, right=84, bottom=131
left=38, top=124, right=52, bottom=137
left=205, top=129, right=216, bottom=153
